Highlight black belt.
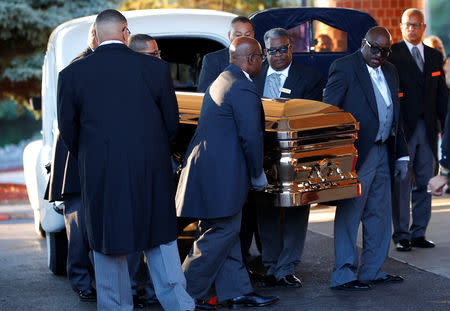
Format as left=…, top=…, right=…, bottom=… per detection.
left=374, top=140, right=385, bottom=145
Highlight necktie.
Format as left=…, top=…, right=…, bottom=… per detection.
left=264, top=73, right=281, bottom=98
left=411, top=46, right=423, bottom=72
left=371, top=68, right=391, bottom=106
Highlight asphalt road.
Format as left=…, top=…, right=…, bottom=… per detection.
left=1, top=218, right=449, bottom=311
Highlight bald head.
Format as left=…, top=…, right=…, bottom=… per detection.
left=362, top=26, right=392, bottom=68
left=95, top=9, right=128, bottom=44
left=401, top=8, right=424, bottom=23
left=229, top=37, right=263, bottom=78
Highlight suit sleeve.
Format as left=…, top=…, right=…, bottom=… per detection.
left=157, top=62, right=179, bottom=143
left=323, top=61, right=347, bottom=108
left=57, top=69, right=79, bottom=158
left=232, top=83, right=264, bottom=178
left=436, top=57, right=448, bottom=132
left=303, top=71, right=324, bottom=101
left=197, top=54, right=216, bottom=92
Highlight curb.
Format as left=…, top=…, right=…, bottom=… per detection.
left=0, top=203, right=33, bottom=221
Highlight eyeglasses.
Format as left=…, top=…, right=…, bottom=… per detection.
left=266, top=44, right=290, bottom=55
left=401, top=22, right=424, bottom=29
left=248, top=53, right=266, bottom=63
left=365, top=40, right=391, bottom=57
left=144, top=50, right=161, bottom=57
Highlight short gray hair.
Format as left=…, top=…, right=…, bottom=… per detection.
left=128, top=34, right=155, bottom=52
left=263, top=28, right=290, bottom=48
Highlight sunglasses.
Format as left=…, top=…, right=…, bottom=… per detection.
left=266, top=44, right=290, bottom=55
left=365, top=40, right=391, bottom=57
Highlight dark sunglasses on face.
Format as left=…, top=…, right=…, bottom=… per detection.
left=266, top=44, right=290, bottom=55
left=365, top=40, right=391, bottom=57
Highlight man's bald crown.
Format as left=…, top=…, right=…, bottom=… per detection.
left=230, top=37, right=259, bottom=61
left=365, top=26, right=391, bottom=43
left=95, top=9, right=127, bottom=42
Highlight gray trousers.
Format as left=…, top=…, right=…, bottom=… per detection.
left=257, top=205, right=310, bottom=280
left=182, top=210, right=253, bottom=302
left=127, top=252, right=155, bottom=298
left=392, top=120, right=434, bottom=242
left=94, top=240, right=194, bottom=311
left=63, top=195, right=94, bottom=292
left=330, top=144, right=391, bottom=286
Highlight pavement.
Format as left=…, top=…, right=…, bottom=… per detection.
left=1, top=169, right=450, bottom=310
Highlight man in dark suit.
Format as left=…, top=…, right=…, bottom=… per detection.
left=57, top=10, right=194, bottom=311
left=176, top=37, right=278, bottom=310
left=388, top=8, right=448, bottom=251
left=197, top=16, right=254, bottom=92
left=44, top=23, right=97, bottom=302
left=324, top=26, right=408, bottom=290
left=253, top=27, right=322, bottom=288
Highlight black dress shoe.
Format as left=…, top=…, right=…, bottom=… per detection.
left=195, top=299, right=216, bottom=310
left=371, top=274, right=404, bottom=284
left=278, top=274, right=302, bottom=288
left=411, top=237, right=435, bottom=248
left=331, top=280, right=371, bottom=291
left=78, top=288, right=96, bottom=302
left=228, top=292, right=279, bottom=309
left=396, top=239, right=412, bottom=251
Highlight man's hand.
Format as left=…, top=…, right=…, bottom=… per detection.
left=428, top=175, right=448, bottom=196
left=251, top=170, right=268, bottom=191
left=394, top=160, right=409, bottom=180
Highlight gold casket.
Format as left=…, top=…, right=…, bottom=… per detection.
left=175, top=92, right=361, bottom=207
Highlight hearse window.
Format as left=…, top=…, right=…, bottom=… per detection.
left=287, top=21, right=347, bottom=53
left=156, top=37, right=225, bottom=92
left=312, top=20, right=347, bottom=53
left=287, top=23, right=310, bottom=53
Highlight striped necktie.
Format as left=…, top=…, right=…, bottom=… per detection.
left=263, top=73, right=281, bottom=98
left=411, top=46, right=423, bottom=72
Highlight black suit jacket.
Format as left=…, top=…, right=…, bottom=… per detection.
left=254, top=60, right=323, bottom=101
left=324, top=50, right=408, bottom=171
left=388, top=41, right=448, bottom=158
left=45, top=47, right=93, bottom=202
left=177, top=64, right=265, bottom=219
left=57, top=43, right=179, bottom=254
left=197, top=47, right=229, bottom=92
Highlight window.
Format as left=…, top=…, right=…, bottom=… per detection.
left=156, top=37, right=224, bottom=91
left=287, top=21, right=347, bottom=53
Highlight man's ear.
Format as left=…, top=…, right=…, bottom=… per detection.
left=361, top=38, right=366, bottom=49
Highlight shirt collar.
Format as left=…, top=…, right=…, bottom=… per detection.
left=99, top=40, right=125, bottom=47
left=404, top=40, right=424, bottom=60
left=242, top=70, right=252, bottom=81
left=366, top=64, right=381, bottom=75
left=267, top=62, right=292, bottom=77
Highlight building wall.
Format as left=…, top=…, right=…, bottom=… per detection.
left=314, top=0, right=425, bottom=42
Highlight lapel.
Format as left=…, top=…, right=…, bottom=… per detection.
left=353, top=51, right=379, bottom=118
left=256, top=64, right=269, bottom=95
left=423, top=45, right=434, bottom=79
left=398, top=41, right=424, bottom=86
left=282, top=62, right=300, bottom=99
left=381, top=64, right=399, bottom=123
